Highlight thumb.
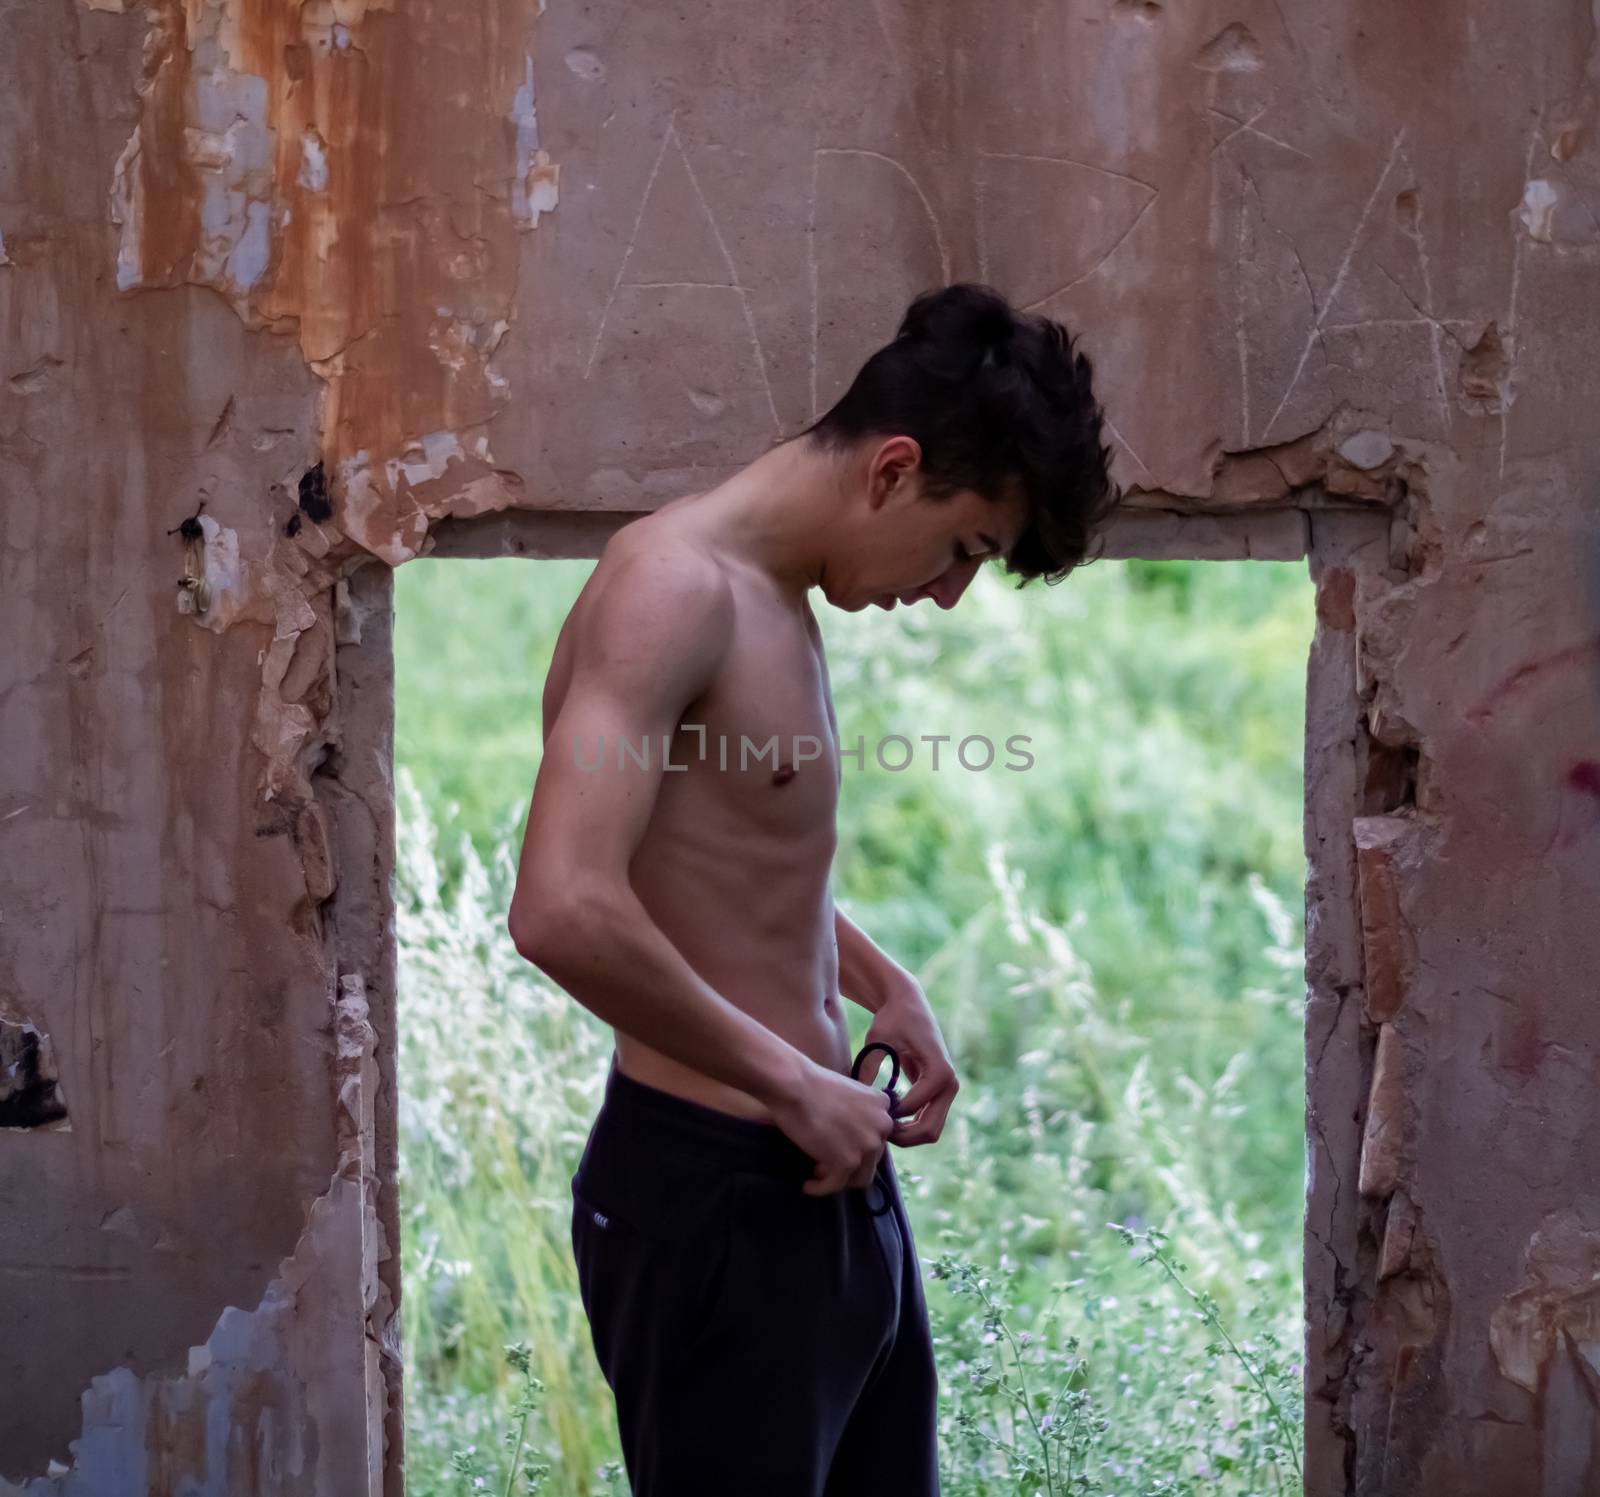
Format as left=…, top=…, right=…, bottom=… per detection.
left=803, top=1161, right=851, bottom=1195
left=891, top=1077, right=929, bottom=1119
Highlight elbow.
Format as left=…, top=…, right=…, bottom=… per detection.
left=507, top=897, right=563, bottom=967
left=507, top=881, right=614, bottom=971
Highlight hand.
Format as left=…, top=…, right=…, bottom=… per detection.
left=860, top=984, right=959, bottom=1147
left=766, top=1061, right=897, bottom=1197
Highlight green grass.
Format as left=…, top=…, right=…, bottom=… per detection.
left=394, top=551, right=1316, bottom=1494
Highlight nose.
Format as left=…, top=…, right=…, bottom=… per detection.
left=927, top=557, right=983, bottom=610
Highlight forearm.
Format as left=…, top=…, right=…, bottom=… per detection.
left=518, top=884, right=812, bottom=1108
left=834, top=904, right=917, bottom=1014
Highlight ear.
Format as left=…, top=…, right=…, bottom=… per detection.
left=866, top=435, right=923, bottom=512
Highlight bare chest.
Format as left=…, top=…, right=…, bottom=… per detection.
left=663, top=595, right=840, bottom=835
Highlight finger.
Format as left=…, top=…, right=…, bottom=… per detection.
left=891, top=1068, right=948, bottom=1120
left=803, top=1168, right=850, bottom=1197
left=891, top=1083, right=957, bottom=1147
left=920, top=1092, right=956, bottom=1140
left=887, top=1098, right=923, bottom=1137
left=888, top=1117, right=922, bottom=1148
left=891, top=1081, right=928, bottom=1119
left=849, top=1148, right=884, bottom=1191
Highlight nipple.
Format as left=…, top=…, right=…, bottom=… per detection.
left=771, top=764, right=798, bottom=787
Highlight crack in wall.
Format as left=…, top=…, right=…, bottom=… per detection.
left=1124, top=406, right=1417, bottom=515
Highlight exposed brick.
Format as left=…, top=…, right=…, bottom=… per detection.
left=1360, top=1022, right=1407, bottom=1198
left=1354, top=815, right=1416, bottom=1023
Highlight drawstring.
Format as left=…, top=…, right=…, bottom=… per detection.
left=851, top=1042, right=901, bottom=1217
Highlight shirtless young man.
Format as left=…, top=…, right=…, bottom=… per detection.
left=507, top=282, right=1118, bottom=1496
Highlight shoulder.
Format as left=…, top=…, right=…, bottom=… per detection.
left=575, top=524, right=735, bottom=667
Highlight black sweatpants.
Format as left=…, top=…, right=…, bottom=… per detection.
left=570, top=1054, right=941, bottom=1495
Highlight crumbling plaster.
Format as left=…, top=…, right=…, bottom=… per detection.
left=2, top=0, right=1597, bottom=1490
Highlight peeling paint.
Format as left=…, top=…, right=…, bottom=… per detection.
left=0, top=1018, right=69, bottom=1131
left=339, top=440, right=525, bottom=565
left=1515, top=176, right=1600, bottom=248
left=564, top=47, right=606, bottom=82
left=1187, top=418, right=1408, bottom=512
left=96, top=0, right=551, bottom=572
left=1519, top=179, right=1561, bottom=243
left=512, top=54, right=561, bottom=229
left=1338, top=431, right=1396, bottom=471
left=298, top=129, right=329, bottom=193
left=0, top=981, right=388, bottom=1494
left=109, top=15, right=276, bottom=303
left=1458, top=323, right=1515, bottom=417
left=1491, top=1214, right=1600, bottom=1403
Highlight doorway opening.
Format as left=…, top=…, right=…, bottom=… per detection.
left=386, top=505, right=1346, bottom=1495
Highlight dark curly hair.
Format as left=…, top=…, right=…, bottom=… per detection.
left=799, top=283, right=1121, bottom=584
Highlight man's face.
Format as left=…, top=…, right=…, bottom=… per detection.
left=828, top=436, right=1028, bottom=613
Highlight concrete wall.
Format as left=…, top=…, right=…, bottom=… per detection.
left=2, top=0, right=1597, bottom=1490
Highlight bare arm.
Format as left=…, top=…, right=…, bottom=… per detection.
left=832, top=902, right=962, bottom=1148
left=506, top=543, right=810, bottom=1111
left=835, top=904, right=918, bottom=1013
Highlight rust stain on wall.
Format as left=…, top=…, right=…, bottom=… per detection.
left=94, top=0, right=559, bottom=936
left=6, top=2, right=555, bottom=1480
left=106, top=0, right=556, bottom=566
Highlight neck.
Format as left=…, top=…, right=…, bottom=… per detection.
left=674, top=436, right=850, bottom=600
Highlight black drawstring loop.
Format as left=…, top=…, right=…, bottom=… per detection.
left=850, top=1041, right=901, bottom=1217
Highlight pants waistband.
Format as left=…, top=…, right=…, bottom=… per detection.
left=598, top=1053, right=818, bottom=1179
